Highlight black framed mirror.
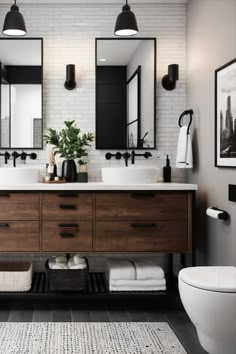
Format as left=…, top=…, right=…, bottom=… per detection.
left=95, top=38, right=156, bottom=150
left=0, top=38, right=43, bottom=149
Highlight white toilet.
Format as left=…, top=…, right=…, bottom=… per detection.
left=179, top=266, right=236, bottom=354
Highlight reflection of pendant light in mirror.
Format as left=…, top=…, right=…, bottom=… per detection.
left=2, top=0, right=27, bottom=36
left=114, top=0, right=139, bottom=36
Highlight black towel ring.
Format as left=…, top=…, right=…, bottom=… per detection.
left=178, top=109, right=193, bottom=134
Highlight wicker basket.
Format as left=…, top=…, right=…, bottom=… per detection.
left=45, top=258, right=89, bottom=292
left=0, top=262, right=32, bottom=292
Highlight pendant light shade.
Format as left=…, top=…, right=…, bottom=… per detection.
left=114, top=0, right=139, bottom=36
left=2, top=1, right=27, bottom=36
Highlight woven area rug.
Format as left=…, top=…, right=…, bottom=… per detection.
left=0, top=322, right=187, bottom=354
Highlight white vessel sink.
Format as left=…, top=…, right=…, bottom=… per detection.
left=102, top=166, right=160, bottom=184
left=0, top=167, right=39, bottom=185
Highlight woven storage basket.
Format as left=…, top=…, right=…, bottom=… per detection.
left=45, top=258, right=89, bottom=292
left=0, top=262, right=32, bottom=292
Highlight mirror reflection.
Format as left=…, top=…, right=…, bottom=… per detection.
left=96, top=38, right=156, bottom=150
left=0, top=38, right=43, bottom=149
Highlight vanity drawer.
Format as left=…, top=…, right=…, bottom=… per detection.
left=95, top=192, right=188, bottom=220
left=0, top=204, right=39, bottom=220
left=42, top=221, right=93, bottom=252
left=0, top=192, right=39, bottom=204
left=42, top=193, right=93, bottom=220
left=0, top=221, right=40, bottom=252
left=95, top=221, right=188, bottom=252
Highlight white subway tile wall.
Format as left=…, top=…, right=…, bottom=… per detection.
left=0, top=3, right=187, bottom=270
left=0, top=3, right=186, bottom=182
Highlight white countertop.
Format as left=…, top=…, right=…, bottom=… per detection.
left=0, top=182, right=198, bottom=191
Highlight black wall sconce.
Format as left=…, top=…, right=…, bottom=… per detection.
left=162, top=64, right=179, bottom=91
left=64, top=64, right=76, bottom=90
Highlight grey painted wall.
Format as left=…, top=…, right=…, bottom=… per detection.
left=187, top=0, right=236, bottom=266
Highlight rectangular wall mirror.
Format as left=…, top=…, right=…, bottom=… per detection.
left=96, top=38, right=156, bottom=150
left=0, top=38, right=43, bottom=149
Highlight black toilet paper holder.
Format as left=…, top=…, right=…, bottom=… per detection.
left=210, top=207, right=229, bottom=221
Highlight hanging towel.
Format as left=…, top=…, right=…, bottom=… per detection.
left=176, top=125, right=193, bottom=168
left=132, top=259, right=165, bottom=281
left=107, top=259, right=136, bottom=281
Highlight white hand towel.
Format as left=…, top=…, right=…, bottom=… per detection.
left=73, top=254, right=86, bottom=265
left=55, top=256, right=67, bottom=264
left=110, top=279, right=166, bottom=292
left=51, top=263, right=69, bottom=270
left=68, top=257, right=86, bottom=269
left=48, top=259, right=56, bottom=269
left=176, top=125, right=193, bottom=168
left=133, top=259, right=165, bottom=280
left=107, top=259, right=136, bottom=281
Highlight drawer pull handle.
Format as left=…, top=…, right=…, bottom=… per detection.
left=59, top=232, right=76, bottom=238
left=0, top=193, right=10, bottom=197
left=129, top=193, right=155, bottom=198
left=0, top=223, right=9, bottom=228
left=59, top=205, right=77, bottom=210
left=131, top=223, right=156, bottom=228
left=58, top=193, right=79, bottom=198
left=58, top=223, right=79, bottom=228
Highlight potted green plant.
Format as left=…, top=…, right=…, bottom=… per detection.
left=44, top=120, right=94, bottom=182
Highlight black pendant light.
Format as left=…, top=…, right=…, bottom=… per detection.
left=2, top=0, right=27, bottom=36
left=114, top=0, right=139, bottom=36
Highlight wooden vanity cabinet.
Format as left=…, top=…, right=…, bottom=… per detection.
left=0, top=190, right=193, bottom=253
left=0, top=192, right=40, bottom=252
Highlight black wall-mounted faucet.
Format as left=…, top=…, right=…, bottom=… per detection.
left=123, top=152, right=131, bottom=167
left=131, top=151, right=152, bottom=164
left=0, top=152, right=10, bottom=164
left=12, top=151, right=37, bottom=167
left=105, top=152, right=122, bottom=160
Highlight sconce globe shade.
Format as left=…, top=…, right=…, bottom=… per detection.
left=2, top=4, right=27, bottom=36
left=114, top=3, right=139, bottom=36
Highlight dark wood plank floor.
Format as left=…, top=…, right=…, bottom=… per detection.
left=0, top=298, right=207, bottom=354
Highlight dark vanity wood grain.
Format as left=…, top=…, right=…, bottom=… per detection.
left=0, top=193, right=39, bottom=204
left=95, top=192, right=188, bottom=221
left=0, top=221, right=40, bottom=252
left=42, top=221, right=93, bottom=252
left=0, top=204, right=39, bottom=221
left=95, top=220, right=188, bottom=252
left=42, top=193, right=93, bottom=221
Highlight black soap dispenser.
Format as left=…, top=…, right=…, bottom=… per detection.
left=163, top=155, right=171, bottom=182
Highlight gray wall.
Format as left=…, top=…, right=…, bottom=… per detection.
left=187, top=0, right=236, bottom=266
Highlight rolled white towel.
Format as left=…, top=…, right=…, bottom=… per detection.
left=55, top=256, right=67, bottom=264
left=48, top=259, right=56, bottom=270
left=107, top=259, right=136, bottom=281
left=73, top=254, right=85, bottom=265
left=110, top=279, right=166, bottom=292
left=133, top=259, right=165, bottom=280
left=69, top=264, right=87, bottom=270
left=68, top=258, right=86, bottom=269
left=51, top=263, right=69, bottom=270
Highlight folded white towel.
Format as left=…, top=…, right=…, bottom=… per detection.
left=110, top=279, right=166, bottom=292
left=107, top=259, right=136, bottom=281
left=51, top=263, right=69, bottom=270
left=68, top=257, right=86, bottom=270
left=73, top=254, right=85, bottom=265
left=176, top=125, right=193, bottom=168
left=55, top=256, right=67, bottom=264
left=133, top=259, right=165, bottom=280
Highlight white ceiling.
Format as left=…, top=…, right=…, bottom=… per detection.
left=0, top=0, right=188, bottom=5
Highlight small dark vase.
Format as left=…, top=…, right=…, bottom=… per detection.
left=61, top=160, right=77, bottom=182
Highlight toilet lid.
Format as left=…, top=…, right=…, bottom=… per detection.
left=179, top=267, right=236, bottom=293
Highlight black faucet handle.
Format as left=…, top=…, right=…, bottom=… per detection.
left=115, top=152, right=122, bottom=160
left=4, top=152, right=10, bottom=164
left=123, top=152, right=131, bottom=160
left=105, top=152, right=112, bottom=160
left=30, top=153, right=37, bottom=160
left=12, top=151, right=20, bottom=158
left=144, top=152, right=152, bottom=158
left=20, top=152, right=27, bottom=160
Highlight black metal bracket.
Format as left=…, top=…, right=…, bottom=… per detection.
left=178, top=109, right=193, bottom=134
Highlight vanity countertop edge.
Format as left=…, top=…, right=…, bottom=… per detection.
left=0, top=182, right=198, bottom=191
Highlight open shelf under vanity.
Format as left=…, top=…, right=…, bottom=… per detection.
left=0, top=272, right=177, bottom=300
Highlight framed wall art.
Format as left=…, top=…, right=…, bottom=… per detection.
left=215, top=58, right=236, bottom=167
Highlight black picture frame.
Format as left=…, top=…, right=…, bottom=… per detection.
left=215, top=58, right=236, bottom=167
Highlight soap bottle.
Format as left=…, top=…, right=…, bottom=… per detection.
left=46, top=147, right=57, bottom=181
left=163, top=155, right=171, bottom=182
